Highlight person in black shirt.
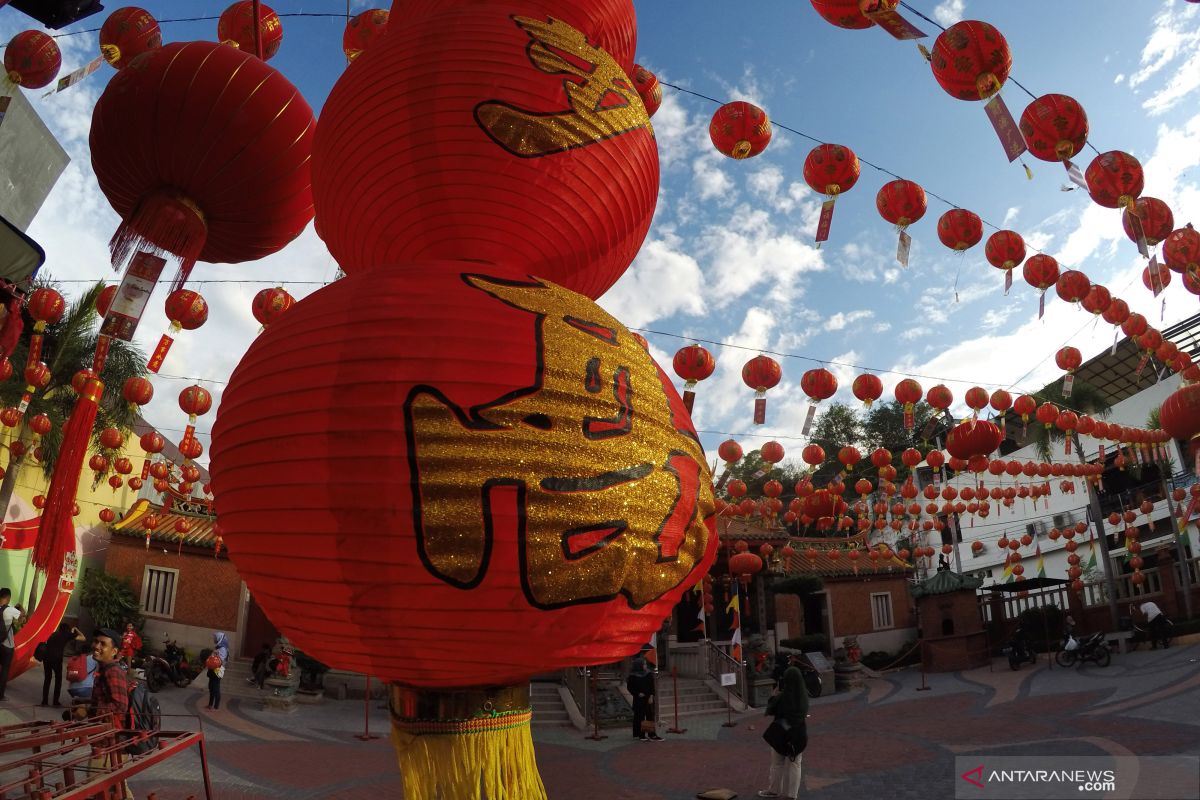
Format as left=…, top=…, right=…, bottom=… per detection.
left=41, top=622, right=85, bottom=707
left=626, top=658, right=661, bottom=741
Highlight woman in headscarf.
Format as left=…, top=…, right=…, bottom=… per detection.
left=757, top=665, right=808, bottom=798
left=206, top=631, right=229, bottom=710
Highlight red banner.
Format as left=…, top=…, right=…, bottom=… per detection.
left=862, top=6, right=926, bottom=39
left=984, top=95, right=1026, bottom=162
left=146, top=333, right=174, bottom=374
left=815, top=199, right=835, bottom=243
left=100, top=251, right=166, bottom=340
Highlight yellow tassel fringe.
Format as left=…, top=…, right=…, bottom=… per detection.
left=391, top=716, right=547, bottom=800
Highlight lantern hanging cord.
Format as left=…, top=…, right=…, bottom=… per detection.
left=38, top=12, right=359, bottom=40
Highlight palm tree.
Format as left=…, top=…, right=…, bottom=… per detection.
left=1031, top=378, right=1111, bottom=463
left=0, top=281, right=149, bottom=525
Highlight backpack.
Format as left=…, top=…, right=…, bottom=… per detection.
left=34, top=641, right=48, bottom=662
left=121, top=681, right=161, bottom=755
left=66, top=654, right=89, bottom=682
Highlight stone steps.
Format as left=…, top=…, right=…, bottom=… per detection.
left=529, top=682, right=572, bottom=727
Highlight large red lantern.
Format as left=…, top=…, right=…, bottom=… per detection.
left=90, top=41, right=316, bottom=288
left=803, top=143, right=860, bottom=243
left=342, top=8, right=389, bottom=62
left=218, top=1, right=284, bottom=60
left=945, top=419, right=1002, bottom=459
left=672, top=344, right=716, bottom=413
left=876, top=179, right=927, bottom=228
left=210, top=266, right=716, bottom=796
left=311, top=4, right=653, bottom=302
left=1122, top=198, right=1174, bottom=248
left=1122, top=312, right=1149, bottom=338
left=743, top=355, right=782, bottom=425
left=252, top=287, right=295, bottom=328
left=800, top=368, right=838, bottom=403
left=1055, top=346, right=1082, bottom=373
left=99, top=7, right=162, bottom=70
left=926, top=384, right=953, bottom=412
left=894, top=378, right=922, bottom=429
left=760, top=441, right=785, bottom=464
left=631, top=65, right=662, bottom=117
left=809, top=0, right=872, bottom=29
left=718, top=440, right=743, bottom=464
left=1023, top=254, right=1059, bottom=315
left=1163, top=228, right=1200, bottom=275
left=4, top=31, right=61, bottom=89
left=147, top=289, right=208, bottom=373
left=1084, top=151, right=1143, bottom=210
left=709, top=101, right=771, bottom=159
left=852, top=373, right=883, bottom=408
left=937, top=209, right=983, bottom=252
left=1160, top=384, right=1200, bottom=447
left=929, top=20, right=1011, bottom=100
left=1020, top=94, right=1088, bottom=163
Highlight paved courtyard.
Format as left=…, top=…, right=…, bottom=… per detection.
left=2, top=643, right=1199, bottom=799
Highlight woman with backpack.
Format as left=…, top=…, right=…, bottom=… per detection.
left=206, top=631, right=229, bottom=710
left=757, top=666, right=809, bottom=799
left=38, top=623, right=84, bottom=707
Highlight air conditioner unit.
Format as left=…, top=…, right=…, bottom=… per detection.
left=1052, top=512, right=1072, bottom=529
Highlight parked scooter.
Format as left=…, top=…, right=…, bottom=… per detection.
left=1002, top=625, right=1038, bottom=670
left=144, top=637, right=201, bottom=692
left=1055, top=631, right=1111, bottom=668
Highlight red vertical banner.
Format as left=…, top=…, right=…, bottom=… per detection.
left=753, top=397, right=766, bottom=425
left=862, top=4, right=926, bottom=38
left=1135, top=352, right=1150, bottom=377
left=1004, top=269, right=1013, bottom=295
left=815, top=199, right=835, bottom=243
left=896, top=231, right=912, bottom=267
left=100, top=252, right=166, bottom=339
left=984, top=95, right=1027, bottom=162
left=1039, top=292, right=1045, bottom=319
left=146, top=333, right=174, bottom=374
left=681, top=390, right=695, bottom=414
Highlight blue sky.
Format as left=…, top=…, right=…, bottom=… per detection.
left=2, top=0, right=1199, bottom=467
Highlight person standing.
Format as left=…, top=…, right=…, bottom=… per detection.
left=120, top=623, right=142, bottom=667
left=207, top=631, right=229, bottom=710
left=626, top=658, right=661, bottom=741
left=0, top=587, right=26, bottom=701
left=757, top=666, right=809, bottom=799
left=89, top=628, right=133, bottom=800
left=41, top=622, right=85, bottom=707
left=1137, top=600, right=1171, bottom=649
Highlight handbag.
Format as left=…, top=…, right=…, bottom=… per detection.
left=34, top=641, right=48, bottom=662
left=762, top=717, right=807, bottom=758
left=639, top=720, right=657, bottom=734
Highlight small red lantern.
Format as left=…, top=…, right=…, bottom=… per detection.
left=342, top=8, right=389, bottom=62
left=1143, top=261, right=1172, bottom=295
left=800, top=368, right=838, bottom=403
left=252, top=287, right=295, bottom=328
left=129, top=477, right=144, bottom=491
left=122, top=376, right=154, bottom=409
left=25, top=287, right=65, bottom=374
left=1084, top=151, right=1143, bottom=210
left=837, top=446, right=861, bottom=471
left=852, top=374, right=883, bottom=408
left=1122, top=198, right=1174, bottom=248
left=809, top=0, right=872, bottom=29
left=28, top=414, right=52, bottom=441
left=0, top=408, right=21, bottom=429
left=742, top=355, right=782, bottom=424
left=108, top=475, right=124, bottom=492
left=709, top=101, right=771, bottom=160
left=760, top=441, right=785, bottom=464
left=876, top=179, right=927, bottom=229
left=894, top=378, right=922, bottom=429
left=936, top=209, right=983, bottom=252
left=929, top=20, right=1011, bottom=100
left=99, top=508, right=116, bottom=524
left=984, top=230, right=1026, bottom=282
left=99, top=427, right=124, bottom=450
left=718, top=440, right=743, bottom=464
left=801, top=444, right=825, bottom=467
left=1163, top=227, right=1200, bottom=275
left=631, top=64, right=662, bottom=117
left=1055, top=270, right=1090, bottom=304
left=149, top=462, right=169, bottom=481
left=114, top=457, right=134, bottom=475
left=926, top=384, right=953, bottom=412
left=1022, top=254, right=1060, bottom=291
left=673, top=345, right=716, bottom=414
left=218, top=1, right=284, bottom=60
left=99, top=6, right=162, bottom=70
left=1020, top=94, right=1088, bottom=163
left=1035, top=403, right=1059, bottom=431
left=147, top=289, right=209, bottom=373
left=18, top=361, right=51, bottom=413
left=1013, top=394, right=1036, bottom=425
left=1102, top=298, right=1130, bottom=327
left=1122, top=313, right=1149, bottom=338
left=3, top=30, right=61, bottom=89
left=89, top=454, right=110, bottom=474
left=962, top=387, right=988, bottom=416
left=95, top=285, right=118, bottom=318
left=803, top=143, right=860, bottom=243
left=1081, top=284, right=1112, bottom=316
left=178, top=384, right=213, bottom=457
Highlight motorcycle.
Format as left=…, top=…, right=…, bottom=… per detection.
left=144, top=638, right=201, bottom=692
left=1055, top=631, right=1111, bottom=668
left=1002, top=633, right=1038, bottom=671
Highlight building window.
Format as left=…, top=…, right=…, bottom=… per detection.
left=870, top=592, right=893, bottom=630
left=141, top=566, right=178, bottom=619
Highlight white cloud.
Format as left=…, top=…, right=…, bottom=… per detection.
left=600, top=233, right=707, bottom=328
left=932, top=0, right=966, bottom=27
left=1114, top=73, right=1126, bottom=85
left=826, top=309, right=872, bottom=331
left=1002, top=206, right=1021, bottom=228
left=1128, top=3, right=1200, bottom=114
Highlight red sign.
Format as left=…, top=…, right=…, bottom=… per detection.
left=99, top=251, right=166, bottom=341
left=985, top=95, right=1027, bottom=162
left=862, top=6, right=926, bottom=39
left=815, top=199, right=835, bottom=243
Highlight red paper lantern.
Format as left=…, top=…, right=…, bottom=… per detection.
left=800, top=368, right=837, bottom=402
left=895, top=378, right=922, bottom=429
left=311, top=5, right=654, bottom=301
left=99, top=508, right=116, bottom=523
left=852, top=374, right=883, bottom=408
left=1013, top=394, right=1036, bottom=423
left=342, top=8, right=389, bottom=61
left=929, top=20, right=1011, bottom=100
left=672, top=344, right=715, bottom=414
left=108, top=475, right=124, bottom=491
left=631, top=64, right=662, bottom=117
left=1055, top=270, right=1090, bottom=304
left=985, top=230, right=1026, bottom=272
left=926, top=450, right=945, bottom=470
left=1102, top=298, right=1130, bottom=327
left=27, top=288, right=65, bottom=326
left=99, top=6, right=162, bottom=70
left=989, top=389, right=1012, bottom=415
left=742, top=355, right=782, bottom=424
left=149, top=462, right=169, bottom=480
left=876, top=179, right=927, bottom=228
left=1122, top=312, right=1149, bottom=338
left=1035, top=403, right=1059, bottom=430
left=218, top=1, right=284, bottom=60
left=1080, top=284, right=1112, bottom=316
left=4, top=30, right=61, bottom=89
left=1163, top=227, right=1200, bottom=275
left=252, top=287, right=295, bottom=328
left=140, top=432, right=165, bottom=454
left=936, top=209, right=983, bottom=251
left=1020, top=94, right=1088, bottom=162
left=1084, top=151, right=1143, bottom=210
left=0, top=408, right=21, bottom=429
left=926, top=384, right=953, bottom=411
left=718, top=440, right=743, bottom=464
left=129, top=477, right=144, bottom=491
left=1142, top=261, right=1172, bottom=293
left=95, top=285, right=118, bottom=318
left=114, top=457, right=133, bottom=475
left=89, top=454, right=109, bottom=474
left=1122, top=197, right=1174, bottom=247
left=1023, top=254, right=1060, bottom=291
left=802, top=444, right=825, bottom=466
left=761, top=441, right=785, bottom=464
left=1160, top=384, right=1200, bottom=443
left=709, top=101, right=771, bottom=159
left=178, top=385, right=213, bottom=418
left=1055, top=346, right=1082, bottom=373
left=210, top=266, right=717, bottom=690
left=90, top=41, right=316, bottom=287
left=838, top=446, right=861, bottom=470
left=122, top=376, right=154, bottom=408
left=803, top=144, right=860, bottom=196
left=99, top=427, right=124, bottom=450
left=945, top=419, right=1002, bottom=459
left=809, top=0, right=871, bottom=29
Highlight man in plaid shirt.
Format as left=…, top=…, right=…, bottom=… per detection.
left=90, top=628, right=129, bottom=727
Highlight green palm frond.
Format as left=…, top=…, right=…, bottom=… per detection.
left=1031, top=378, right=1112, bottom=463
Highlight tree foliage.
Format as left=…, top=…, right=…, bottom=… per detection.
left=770, top=574, right=824, bottom=598
left=78, top=568, right=143, bottom=630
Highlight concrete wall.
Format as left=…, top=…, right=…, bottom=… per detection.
left=824, top=573, right=915, bottom=649
left=0, top=88, right=69, bottom=231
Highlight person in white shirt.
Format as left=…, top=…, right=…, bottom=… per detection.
left=0, top=587, right=27, bottom=700
left=1136, top=601, right=1171, bottom=649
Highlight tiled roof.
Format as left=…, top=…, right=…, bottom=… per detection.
left=719, top=517, right=789, bottom=542
left=911, top=569, right=984, bottom=598
left=781, top=531, right=915, bottom=578
left=111, top=498, right=222, bottom=551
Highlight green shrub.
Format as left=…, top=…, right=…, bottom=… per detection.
left=780, top=633, right=828, bottom=653
left=860, top=650, right=891, bottom=670
left=78, top=569, right=143, bottom=631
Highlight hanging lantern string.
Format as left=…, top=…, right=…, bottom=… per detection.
left=20, top=12, right=359, bottom=41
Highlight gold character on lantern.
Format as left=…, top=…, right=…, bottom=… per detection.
left=406, top=274, right=712, bottom=609
left=475, top=16, right=652, bottom=158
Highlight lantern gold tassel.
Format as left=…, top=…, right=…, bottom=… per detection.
left=389, top=684, right=547, bottom=800
left=109, top=187, right=207, bottom=290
